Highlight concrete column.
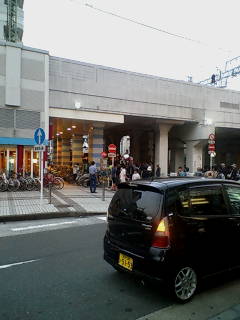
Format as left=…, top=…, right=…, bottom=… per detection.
left=147, top=131, right=154, bottom=163
left=61, top=139, right=71, bottom=166
left=56, top=138, right=62, bottom=166
left=88, top=128, right=93, bottom=163
left=52, top=138, right=57, bottom=165
left=155, top=124, right=172, bottom=176
left=130, top=132, right=141, bottom=161
left=5, top=46, right=21, bottom=107
left=186, top=140, right=203, bottom=172
left=89, top=123, right=104, bottom=168
left=72, top=135, right=83, bottom=166
left=174, top=148, right=185, bottom=172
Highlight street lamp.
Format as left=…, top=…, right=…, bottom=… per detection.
left=75, top=101, right=81, bottom=109
left=204, top=118, right=213, bottom=126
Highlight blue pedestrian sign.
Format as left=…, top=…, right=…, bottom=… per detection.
left=34, top=128, right=46, bottom=145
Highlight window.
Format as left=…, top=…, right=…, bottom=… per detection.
left=189, top=186, right=226, bottom=216
left=225, top=185, right=240, bottom=216
left=166, top=188, right=190, bottom=216
left=109, top=187, right=162, bottom=221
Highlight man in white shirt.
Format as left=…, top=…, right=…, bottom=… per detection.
left=132, top=170, right=141, bottom=181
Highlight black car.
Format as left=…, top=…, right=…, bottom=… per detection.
left=104, top=178, right=240, bottom=302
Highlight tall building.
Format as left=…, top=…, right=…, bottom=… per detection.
left=0, top=0, right=24, bottom=43
left=0, top=0, right=49, bottom=176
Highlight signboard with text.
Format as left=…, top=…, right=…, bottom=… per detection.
left=108, top=144, right=117, bottom=153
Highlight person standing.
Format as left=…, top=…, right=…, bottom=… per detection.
left=156, top=164, right=161, bottom=178
left=111, top=164, right=117, bottom=191
left=132, top=169, right=141, bottom=181
left=218, top=163, right=227, bottom=179
left=89, top=161, right=97, bottom=193
left=119, top=165, right=127, bottom=183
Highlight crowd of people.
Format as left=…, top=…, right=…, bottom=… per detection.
left=50, top=159, right=240, bottom=194
left=177, top=163, right=240, bottom=180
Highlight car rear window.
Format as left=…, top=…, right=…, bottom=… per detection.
left=108, top=186, right=162, bottom=222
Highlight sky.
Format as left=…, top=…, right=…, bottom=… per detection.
left=23, top=0, right=240, bottom=90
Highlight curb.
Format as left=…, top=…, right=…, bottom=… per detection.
left=0, top=211, right=107, bottom=223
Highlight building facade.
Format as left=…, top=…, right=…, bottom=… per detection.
left=1, top=1, right=240, bottom=177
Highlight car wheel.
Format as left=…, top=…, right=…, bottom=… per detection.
left=171, top=266, right=198, bottom=303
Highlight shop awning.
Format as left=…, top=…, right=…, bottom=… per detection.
left=0, top=137, right=36, bottom=145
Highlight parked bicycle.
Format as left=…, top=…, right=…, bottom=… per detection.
left=7, top=172, right=20, bottom=192
left=43, top=173, right=64, bottom=190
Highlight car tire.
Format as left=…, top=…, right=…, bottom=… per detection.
left=169, top=266, right=198, bottom=303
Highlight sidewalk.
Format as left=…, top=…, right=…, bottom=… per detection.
left=137, top=277, right=240, bottom=320
left=0, top=183, right=113, bottom=221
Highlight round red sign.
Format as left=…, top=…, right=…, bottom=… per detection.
left=101, top=152, right=107, bottom=158
left=108, top=144, right=117, bottom=153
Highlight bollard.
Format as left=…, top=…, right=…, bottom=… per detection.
left=49, top=182, right=52, bottom=204
left=102, top=180, right=105, bottom=201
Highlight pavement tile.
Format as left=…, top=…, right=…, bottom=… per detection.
left=71, top=197, right=110, bottom=212
left=0, top=184, right=114, bottom=219
left=0, top=201, right=9, bottom=207
left=208, top=309, right=239, bottom=320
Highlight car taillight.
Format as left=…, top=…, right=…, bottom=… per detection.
left=152, top=217, right=170, bottom=248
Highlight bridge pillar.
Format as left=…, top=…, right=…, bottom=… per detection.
left=155, top=124, right=172, bottom=176
left=72, top=135, right=83, bottom=166
left=88, top=123, right=104, bottom=168
left=62, top=139, right=71, bottom=166
left=185, top=140, right=203, bottom=173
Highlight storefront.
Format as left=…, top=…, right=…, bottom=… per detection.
left=0, top=138, right=40, bottom=177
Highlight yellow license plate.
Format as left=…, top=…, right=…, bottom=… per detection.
left=118, top=253, right=133, bottom=271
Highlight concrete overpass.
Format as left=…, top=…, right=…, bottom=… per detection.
left=49, top=55, right=240, bottom=174
left=1, top=41, right=240, bottom=175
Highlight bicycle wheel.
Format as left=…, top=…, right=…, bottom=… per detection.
left=0, top=181, right=8, bottom=192
left=19, top=178, right=27, bottom=191
left=8, top=179, right=20, bottom=192
left=34, top=178, right=41, bottom=190
left=26, top=178, right=35, bottom=191
left=53, top=177, right=64, bottom=190
left=52, top=177, right=64, bottom=190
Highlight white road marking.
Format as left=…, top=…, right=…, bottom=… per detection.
left=97, top=216, right=107, bottom=221
left=0, top=259, right=39, bottom=270
left=11, top=221, right=79, bottom=232
left=10, top=216, right=107, bottom=233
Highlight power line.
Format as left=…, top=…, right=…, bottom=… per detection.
left=82, top=2, right=232, bottom=54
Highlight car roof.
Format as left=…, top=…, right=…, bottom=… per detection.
left=127, top=177, right=240, bottom=190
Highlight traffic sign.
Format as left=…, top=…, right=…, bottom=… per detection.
left=209, top=133, right=215, bottom=140
left=34, top=145, right=46, bottom=152
left=108, top=153, right=116, bottom=158
left=208, top=140, right=215, bottom=144
left=34, top=128, right=45, bottom=145
left=101, top=152, right=107, bottom=158
left=108, top=144, right=117, bottom=153
left=208, top=144, right=215, bottom=151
